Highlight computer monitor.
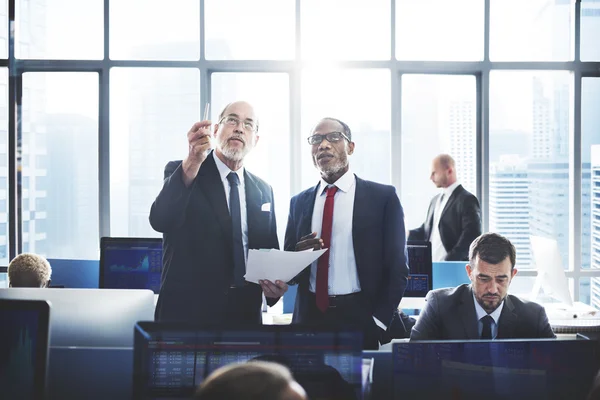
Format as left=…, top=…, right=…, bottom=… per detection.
left=0, top=288, right=155, bottom=348
left=392, top=339, right=600, bottom=400
left=405, top=241, right=433, bottom=298
left=100, top=237, right=163, bottom=294
left=530, top=235, right=573, bottom=307
left=0, top=299, right=51, bottom=400
left=133, top=322, right=364, bottom=400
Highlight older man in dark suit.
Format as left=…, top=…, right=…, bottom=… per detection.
left=285, top=117, right=409, bottom=350
left=409, top=154, right=481, bottom=261
left=410, top=232, right=555, bottom=340
left=150, top=101, right=287, bottom=325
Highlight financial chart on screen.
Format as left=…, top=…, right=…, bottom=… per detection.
left=100, top=238, right=163, bottom=294
left=392, top=339, right=599, bottom=400
left=133, top=324, right=363, bottom=400
left=405, top=241, right=433, bottom=297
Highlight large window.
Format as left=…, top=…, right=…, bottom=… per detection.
left=109, top=68, right=201, bottom=237
left=21, top=72, right=99, bottom=259
left=401, top=74, right=477, bottom=230
left=489, top=71, right=572, bottom=269
left=2, top=0, right=599, bottom=305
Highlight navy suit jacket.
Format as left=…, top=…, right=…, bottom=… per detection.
left=149, top=152, right=279, bottom=324
left=284, top=176, right=409, bottom=328
left=408, top=184, right=481, bottom=261
left=410, top=284, right=556, bottom=340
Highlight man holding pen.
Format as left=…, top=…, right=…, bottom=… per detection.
left=150, top=101, right=287, bottom=325
left=284, top=117, right=409, bottom=349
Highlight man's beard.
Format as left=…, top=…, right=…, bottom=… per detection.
left=219, top=138, right=250, bottom=162
left=316, top=158, right=348, bottom=179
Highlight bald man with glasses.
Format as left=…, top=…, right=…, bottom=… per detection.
left=284, top=117, right=409, bottom=350
left=150, top=101, right=287, bottom=326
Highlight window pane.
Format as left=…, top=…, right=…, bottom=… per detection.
left=110, top=0, right=200, bottom=60
left=205, top=0, right=294, bottom=60
left=211, top=73, right=290, bottom=242
left=401, top=75, right=477, bottom=231
left=582, top=0, right=600, bottom=61
left=490, top=71, right=571, bottom=269
left=585, top=78, right=600, bottom=308
left=16, top=0, right=103, bottom=59
left=301, top=0, right=390, bottom=60
left=22, top=72, right=99, bottom=259
left=301, top=69, right=390, bottom=188
left=110, top=68, right=200, bottom=237
left=0, top=0, right=7, bottom=58
left=0, top=69, right=6, bottom=265
left=396, top=0, right=483, bottom=61
left=581, top=277, right=591, bottom=306
left=490, top=0, right=572, bottom=61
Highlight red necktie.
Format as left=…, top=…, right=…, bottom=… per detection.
left=316, top=185, right=338, bottom=312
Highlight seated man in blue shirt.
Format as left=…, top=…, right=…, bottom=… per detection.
left=411, top=232, right=555, bottom=340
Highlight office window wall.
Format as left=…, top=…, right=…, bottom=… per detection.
left=1, top=0, right=599, bottom=303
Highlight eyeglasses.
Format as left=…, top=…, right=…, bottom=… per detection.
left=307, top=131, right=351, bottom=145
left=219, top=115, right=258, bottom=132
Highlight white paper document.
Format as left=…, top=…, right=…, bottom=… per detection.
left=244, top=248, right=327, bottom=284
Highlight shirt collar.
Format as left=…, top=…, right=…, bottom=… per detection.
left=442, top=181, right=461, bottom=198
left=473, top=291, right=504, bottom=324
left=213, top=150, right=245, bottom=186
left=318, top=169, right=355, bottom=195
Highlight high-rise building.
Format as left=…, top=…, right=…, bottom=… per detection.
left=125, top=42, right=201, bottom=237
left=445, top=97, right=476, bottom=192
left=589, top=146, right=600, bottom=309
left=490, top=156, right=531, bottom=266
left=18, top=0, right=48, bottom=257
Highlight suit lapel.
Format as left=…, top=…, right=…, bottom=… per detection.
left=497, top=296, right=517, bottom=339
left=352, top=177, right=368, bottom=271
left=244, top=171, right=264, bottom=247
left=425, top=196, right=437, bottom=240
left=298, top=184, right=319, bottom=237
left=439, top=184, right=463, bottom=223
left=459, top=286, right=479, bottom=339
left=197, top=153, right=231, bottom=239
left=294, top=184, right=319, bottom=286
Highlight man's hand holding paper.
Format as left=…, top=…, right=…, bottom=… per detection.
left=245, top=248, right=328, bottom=288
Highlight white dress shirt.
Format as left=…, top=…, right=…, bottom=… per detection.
left=308, top=170, right=387, bottom=330
left=473, top=293, right=504, bottom=339
left=213, top=151, right=249, bottom=260
left=309, top=170, right=361, bottom=295
left=430, top=181, right=461, bottom=262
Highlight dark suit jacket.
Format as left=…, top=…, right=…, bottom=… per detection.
left=410, top=284, right=556, bottom=340
left=408, top=184, right=481, bottom=261
left=284, top=176, right=409, bottom=328
left=149, top=152, right=279, bottom=324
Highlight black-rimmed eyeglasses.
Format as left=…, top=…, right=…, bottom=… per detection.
left=307, top=131, right=351, bottom=145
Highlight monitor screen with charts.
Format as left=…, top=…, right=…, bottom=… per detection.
left=0, top=299, right=51, bottom=400
left=133, top=322, right=364, bottom=400
left=405, top=240, right=433, bottom=298
left=100, top=237, right=163, bottom=294
left=392, top=339, right=600, bottom=400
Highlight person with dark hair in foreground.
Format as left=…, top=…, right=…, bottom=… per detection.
left=7, top=253, right=52, bottom=288
left=410, top=232, right=555, bottom=340
left=194, top=361, right=307, bottom=400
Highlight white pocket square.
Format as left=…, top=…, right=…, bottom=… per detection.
left=261, top=202, right=271, bottom=212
